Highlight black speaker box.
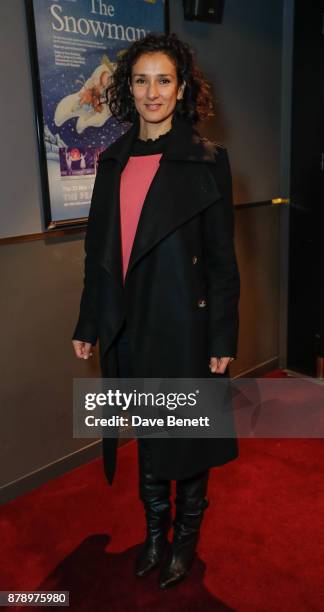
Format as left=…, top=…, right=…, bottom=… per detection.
left=183, top=0, right=225, bottom=23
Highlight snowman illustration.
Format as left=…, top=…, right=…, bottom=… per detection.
left=54, top=56, right=116, bottom=134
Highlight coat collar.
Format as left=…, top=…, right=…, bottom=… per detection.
left=100, top=112, right=218, bottom=165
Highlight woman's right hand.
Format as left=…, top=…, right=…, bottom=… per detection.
left=72, top=340, right=93, bottom=360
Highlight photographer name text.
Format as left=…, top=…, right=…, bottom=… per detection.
left=84, top=415, right=210, bottom=428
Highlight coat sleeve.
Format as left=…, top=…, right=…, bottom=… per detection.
left=201, top=146, right=240, bottom=358
left=71, top=160, right=104, bottom=345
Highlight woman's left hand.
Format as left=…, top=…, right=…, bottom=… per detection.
left=209, top=356, right=234, bottom=374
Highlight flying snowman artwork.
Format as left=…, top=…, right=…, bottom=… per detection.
left=54, top=56, right=116, bottom=134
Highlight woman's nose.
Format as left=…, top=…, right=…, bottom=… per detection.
left=146, top=81, right=159, bottom=98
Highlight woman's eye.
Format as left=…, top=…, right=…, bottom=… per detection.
left=134, top=79, right=171, bottom=85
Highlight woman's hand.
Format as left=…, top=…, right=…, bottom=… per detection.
left=72, top=340, right=93, bottom=360
left=209, top=356, right=234, bottom=374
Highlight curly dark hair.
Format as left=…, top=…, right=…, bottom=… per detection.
left=106, top=32, right=214, bottom=124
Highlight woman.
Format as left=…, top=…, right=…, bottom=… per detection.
left=72, top=32, right=240, bottom=589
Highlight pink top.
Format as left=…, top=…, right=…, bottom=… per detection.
left=120, top=153, right=162, bottom=281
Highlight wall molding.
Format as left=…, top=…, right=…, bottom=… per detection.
left=0, top=201, right=281, bottom=245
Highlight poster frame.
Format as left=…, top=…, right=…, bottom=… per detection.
left=25, top=0, right=169, bottom=231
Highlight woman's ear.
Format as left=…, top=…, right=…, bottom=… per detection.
left=128, top=77, right=133, bottom=95
left=177, top=80, right=186, bottom=100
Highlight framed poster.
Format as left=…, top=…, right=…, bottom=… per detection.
left=26, top=0, right=167, bottom=229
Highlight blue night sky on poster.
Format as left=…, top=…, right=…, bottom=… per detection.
left=31, top=0, right=165, bottom=223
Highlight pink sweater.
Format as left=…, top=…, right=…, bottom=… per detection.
left=120, top=153, right=162, bottom=281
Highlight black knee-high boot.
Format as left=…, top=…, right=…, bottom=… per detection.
left=135, top=440, right=172, bottom=577
left=159, top=469, right=209, bottom=588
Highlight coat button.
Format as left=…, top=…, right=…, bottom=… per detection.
left=192, top=256, right=198, bottom=264
left=198, top=299, right=207, bottom=308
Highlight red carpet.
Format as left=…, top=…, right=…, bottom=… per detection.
left=1, top=434, right=324, bottom=611
left=262, top=369, right=289, bottom=377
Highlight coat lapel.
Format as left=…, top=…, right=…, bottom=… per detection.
left=98, top=112, right=222, bottom=284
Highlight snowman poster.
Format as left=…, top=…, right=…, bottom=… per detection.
left=26, top=0, right=166, bottom=228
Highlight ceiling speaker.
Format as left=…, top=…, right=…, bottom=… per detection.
left=183, top=0, right=225, bottom=23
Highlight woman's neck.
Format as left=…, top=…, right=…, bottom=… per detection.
left=138, top=115, right=173, bottom=141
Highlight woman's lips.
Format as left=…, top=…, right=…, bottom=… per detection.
left=145, top=104, right=162, bottom=111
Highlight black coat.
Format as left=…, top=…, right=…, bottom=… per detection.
left=73, top=112, right=240, bottom=485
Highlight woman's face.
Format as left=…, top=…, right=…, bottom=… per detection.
left=129, top=52, right=185, bottom=125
